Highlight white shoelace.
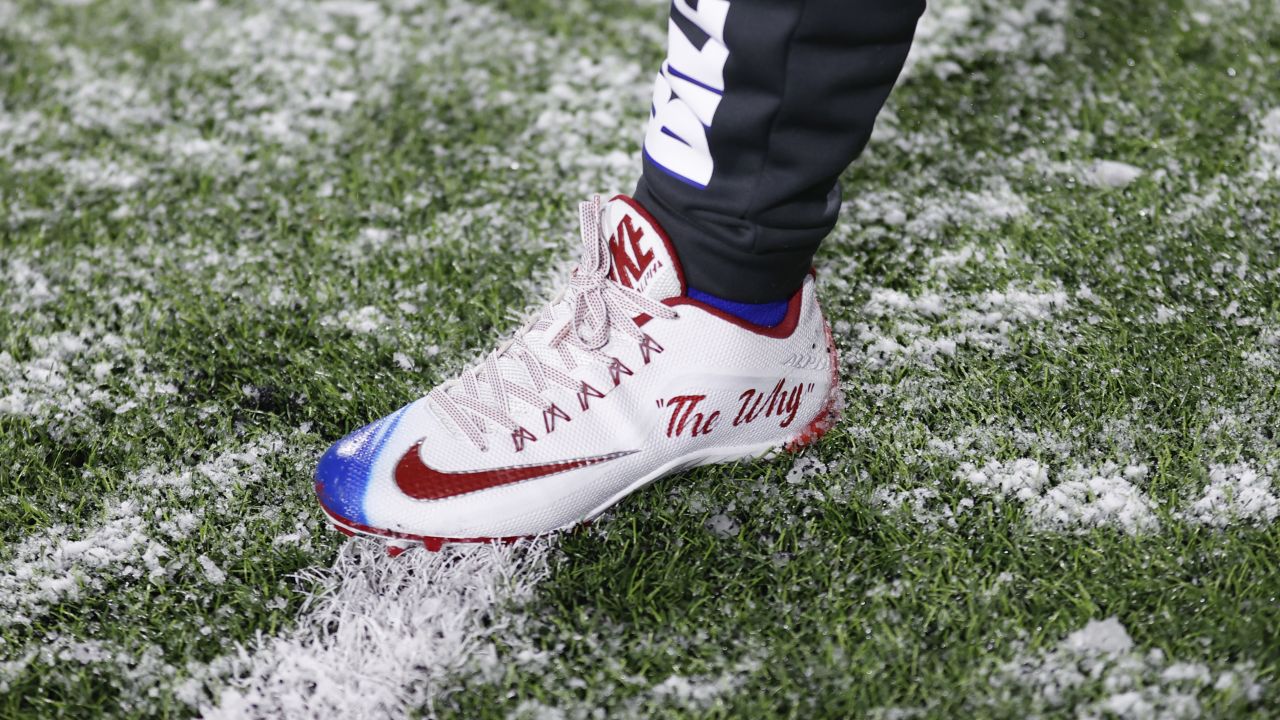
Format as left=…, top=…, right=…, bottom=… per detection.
left=429, top=196, right=679, bottom=452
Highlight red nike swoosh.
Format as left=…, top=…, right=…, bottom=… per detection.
left=395, top=441, right=637, bottom=500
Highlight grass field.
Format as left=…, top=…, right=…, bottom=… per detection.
left=2, top=0, right=1280, bottom=717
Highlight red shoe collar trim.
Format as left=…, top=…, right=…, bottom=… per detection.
left=662, top=283, right=804, bottom=339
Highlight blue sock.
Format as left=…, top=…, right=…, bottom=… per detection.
left=687, top=286, right=790, bottom=327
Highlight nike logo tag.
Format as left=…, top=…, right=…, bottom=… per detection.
left=395, top=441, right=637, bottom=500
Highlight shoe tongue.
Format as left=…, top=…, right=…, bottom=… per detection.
left=601, top=195, right=684, bottom=301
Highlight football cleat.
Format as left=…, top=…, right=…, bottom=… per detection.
left=315, top=195, right=841, bottom=551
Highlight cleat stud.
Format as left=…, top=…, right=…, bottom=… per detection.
left=422, top=537, right=446, bottom=552
left=386, top=539, right=415, bottom=557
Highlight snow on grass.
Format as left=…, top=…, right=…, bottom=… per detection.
left=986, top=617, right=1264, bottom=718
left=157, top=0, right=415, bottom=151
left=504, top=655, right=763, bottom=720
left=880, top=453, right=1280, bottom=536
left=1, top=0, right=656, bottom=420
left=1, top=0, right=647, bottom=225
left=844, top=178, right=1030, bottom=245
left=0, top=432, right=326, bottom=712
left=874, top=457, right=1165, bottom=536
left=0, top=329, right=176, bottom=440
left=198, top=555, right=229, bottom=586
left=321, top=305, right=392, bottom=335
left=0, top=634, right=183, bottom=713
left=1029, top=471, right=1161, bottom=535
left=2, top=0, right=659, bottom=362
left=785, top=455, right=830, bottom=485
left=703, top=513, right=740, bottom=540
left=1243, top=326, right=1280, bottom=372
left=0, top=500, right=166, bottom=628
left=1160, top=102, right=1280, bottom=238
left=646, top=662, right=761, bottom=713
left=901, top=0, right=1069, bottom=79
left=1252, top=106, right=1280, bottom=181
left=0, top=436, right=297, bottom=629
left=870, top=486, right=965, bottom=532
left=203, top=540, right=552, bottom=720
left=1182, top=464, right=1280, bottom=528
left=1083, top=159, right=1145, bottom=189
left=900, top=0, right=974, bottom=79
left=507, top=658, right=762, bottom=719
left=0, top=33, right=168, bottom=198
left=849, top=283, right=1070, bottom=369
left=963, top=458, right=1049, bottom=502
left=961, top=459, right=1160, bottom=534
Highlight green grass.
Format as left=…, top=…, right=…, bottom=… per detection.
left=2, top=0, right=1279, bottom=717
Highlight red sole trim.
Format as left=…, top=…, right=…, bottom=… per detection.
left=321, top=503, right=528, bottom=553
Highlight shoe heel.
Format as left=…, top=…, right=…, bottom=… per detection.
left=783, top=316, right=843, bottom=452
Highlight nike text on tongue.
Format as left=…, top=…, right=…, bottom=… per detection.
left=601, top=195, right=684, bottom=301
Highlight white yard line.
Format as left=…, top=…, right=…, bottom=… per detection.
left=202, top=540, right=551, bottom=719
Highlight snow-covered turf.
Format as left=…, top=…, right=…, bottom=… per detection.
left=3, top=0, right=1279, bottom=717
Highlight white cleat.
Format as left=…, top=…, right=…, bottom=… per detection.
left=315, top=195, right=841, bottom=550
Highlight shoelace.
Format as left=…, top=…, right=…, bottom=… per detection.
left=428, top=196, right=679, bottom=452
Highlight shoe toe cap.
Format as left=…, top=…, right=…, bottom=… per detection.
left=314, top=412, right=402, bottom=526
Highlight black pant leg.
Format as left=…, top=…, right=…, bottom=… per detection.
left=634, top=0, right=925, bottom=302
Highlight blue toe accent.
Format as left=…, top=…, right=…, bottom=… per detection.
left=314, top=407, right=409, bottom=526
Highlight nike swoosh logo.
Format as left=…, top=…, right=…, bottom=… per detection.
left=394, top=440, right=637, bottom=500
